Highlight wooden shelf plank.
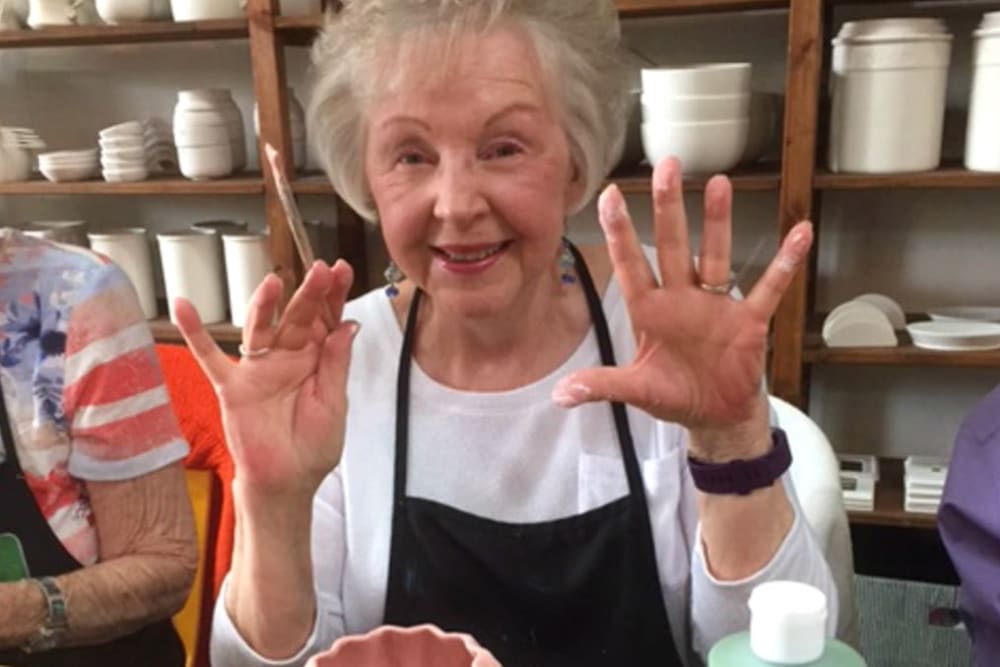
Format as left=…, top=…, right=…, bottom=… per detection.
left=815, top=163, right=1000, bottom=190
left=616, top=0, right=787, bottom=17
left=291, top=164, right=782, bottom=196
left=0, top=174, right=264, bottom=196
left=803, top=330, right=1000, bottom=368
left=0, top=19, right=248, bottom=48
left=847, top=458, right=937, bottom=530
left=150, top=317, right=242, bottom=344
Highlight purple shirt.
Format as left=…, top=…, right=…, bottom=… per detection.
left=939, top=384, right=1000, bottom=667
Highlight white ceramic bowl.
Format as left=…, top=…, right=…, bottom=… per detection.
left=177, top=144, right=233, bottom=180
left=641, top=63, right=752, bottom=98
left=641, top=92, right=750, bottom=123
left=99, top=121, right=144, bottom=140
left=39, top=148, right=99, bottom=163
left=100, top=146, right=145, bottom=161
left=641, top=118, right=749, bottom=174
left=101, top=158, right=147, bottom=172
left=103, top=165, right=149, bottom=182
left=99, top=137, right=144, bottom=152
left=40, top=162, right=99, bottom=182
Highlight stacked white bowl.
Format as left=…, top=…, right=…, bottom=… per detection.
left=640, top=63, right=752, bottom=175
left=142, top=117, right=178, bottom=175
left=99, top=121, right=150, bottom=182
left=173, top=88, right=246, bottom=181
left=38, top=149, right=99, bottom=183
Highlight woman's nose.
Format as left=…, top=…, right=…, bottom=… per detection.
left=432, top=160, right=489, bottom=225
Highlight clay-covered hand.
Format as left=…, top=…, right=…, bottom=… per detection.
left=175, top=260, right=358, bottom=501
left=553, top=157, right=812, bottom=459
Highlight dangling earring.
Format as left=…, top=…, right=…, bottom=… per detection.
left=384, top=261, right=404, bottom=298
left=559, top=238, right=577, bottom=285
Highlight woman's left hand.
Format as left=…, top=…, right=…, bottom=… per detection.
left=553, top=157, right=813, bottom=460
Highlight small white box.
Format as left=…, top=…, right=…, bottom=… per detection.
left=841, top=474, right=875, bottom=511
left=905, top=456, right=948, bottom=486
left=838, top=454, right=880, bottom=482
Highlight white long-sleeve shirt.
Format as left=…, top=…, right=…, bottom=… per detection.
left=210, top=267, right=837, bottom=667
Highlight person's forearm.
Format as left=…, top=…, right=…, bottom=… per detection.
left=690, top=396, right=794, bottom=581
left=0, top=553, right=194, bottom=649
left=227, top=481, right=318, bottom=660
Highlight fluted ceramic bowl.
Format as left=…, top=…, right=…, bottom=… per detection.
left=306, top=625, right=502, bottom=667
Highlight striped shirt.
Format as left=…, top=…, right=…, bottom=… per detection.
left=0, top=229, right=188, bottom=566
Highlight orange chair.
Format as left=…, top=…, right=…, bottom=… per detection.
left=172, top=468, right=221, bottom=667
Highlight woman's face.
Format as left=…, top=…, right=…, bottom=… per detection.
left=364, top=25, right=584, bottom=319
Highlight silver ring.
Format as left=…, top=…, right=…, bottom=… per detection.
left=238, top=344, right=272, bottom=359
left=699, top=281, right=733, bottom=295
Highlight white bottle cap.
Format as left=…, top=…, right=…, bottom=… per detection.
left=748, top=581, right=828, bottom=664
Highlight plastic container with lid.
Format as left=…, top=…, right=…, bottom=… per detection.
left=965, top=11, right=1000, bottom=172
left=828, top=17, right=952, bottom=174
left=708, top=581, right=867, bottom=666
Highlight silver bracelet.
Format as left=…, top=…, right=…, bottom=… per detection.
left=22, top=576, right=69, bottom=653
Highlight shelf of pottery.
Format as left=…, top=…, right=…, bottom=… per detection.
left=812, top=13, right=1000, bottom=362
left=17, top=217, right=334, bottom=342
left=0, top=87, right=305, bottom=188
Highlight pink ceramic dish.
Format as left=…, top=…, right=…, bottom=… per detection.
left=306, top=625, right=502, bottom=667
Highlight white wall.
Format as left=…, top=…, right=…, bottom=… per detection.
left=3, top=2, right=999, bottom=459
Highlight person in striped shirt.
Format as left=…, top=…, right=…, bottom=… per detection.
left=0, top=227, right=197, bottom=666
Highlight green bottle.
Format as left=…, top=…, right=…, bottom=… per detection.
left=708, top=581, right=867, bottom=667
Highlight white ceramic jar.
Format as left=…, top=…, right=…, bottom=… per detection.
left=157, top=231, right=227, bottom=325
left=22, top=220, right=88, bottom=247
left=966, top=13, right=1000, bottom=172
left=169, top=0, right=239, bottom=21
left=175, top=89, right=246, bottom=172
left=828, top=18, right=952, bottom=173
left=87, top=228, right=158, bottom=319
left=222, top=232, right=271, bottom=328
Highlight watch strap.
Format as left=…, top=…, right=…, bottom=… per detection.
left=23, top=576, right=68, bottom=653
left=688, top=427, right=792, bottom=496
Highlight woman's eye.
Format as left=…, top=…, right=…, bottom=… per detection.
left=398, top=152, right=426, bottom=166
left=485, top=142, right=522, bottom=160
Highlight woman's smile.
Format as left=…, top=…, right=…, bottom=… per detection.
left=430, top=240, right=513, bottom=275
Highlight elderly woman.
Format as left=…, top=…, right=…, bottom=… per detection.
left=0, top=229, right=197, bottom=666
left=180, top=1, right=837, bottom=665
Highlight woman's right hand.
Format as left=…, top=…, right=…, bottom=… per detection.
left=175, top=260, right=358, bottom=503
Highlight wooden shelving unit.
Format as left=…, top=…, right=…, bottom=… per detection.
left=847, top=458, right=938, bottom=530
left=148, top=317, right=242, bottom=345
left=803, top=332, right=1000, bottom=368
left=815, top=162, right=1000, bottom=190
left=0, top=174, right=263, bottom=196
left=0, top=18, right=248, bottom=47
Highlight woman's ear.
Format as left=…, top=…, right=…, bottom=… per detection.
left=565, top=161, right=587, bottom=214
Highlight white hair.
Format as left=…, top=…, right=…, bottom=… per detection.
left=306, top=0, right=632, bottom=222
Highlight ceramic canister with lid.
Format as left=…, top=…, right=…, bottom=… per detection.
left=87, top=227, right=158, bottom=319
left=157, top=230, right=227, bottom=325
left=966, top=12, right=1000, bottom=171
left=828, top=18, right=953, bottom=173
left=708, top=581, right=867, bottom=667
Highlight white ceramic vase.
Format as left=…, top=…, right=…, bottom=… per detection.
left=222, top=232, right=270, bottom=328
left=157, top=231, right=227, bottom=325
left=88, top=228, right=158, bottom=320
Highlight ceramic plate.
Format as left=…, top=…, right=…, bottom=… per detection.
left=926, top=306, right=1000, bottom=323
left=906, top=321, right=1000, bottom=351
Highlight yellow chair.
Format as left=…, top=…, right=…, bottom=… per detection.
left=173, top=468, right=219, bottom=667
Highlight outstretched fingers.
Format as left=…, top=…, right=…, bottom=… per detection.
left=174, top=297, right=233, bottom=387
left=598, top=184, right=657, bottom=302
left=746, top=221, right=814, bottom=319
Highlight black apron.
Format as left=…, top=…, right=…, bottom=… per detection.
left=0, top=384, right=185, bottom=667
left=383, top=242, right=685, bottom=666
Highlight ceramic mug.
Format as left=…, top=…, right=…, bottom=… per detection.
left=27, top=0, right=82, bottom=27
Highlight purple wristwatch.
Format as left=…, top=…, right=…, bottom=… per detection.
left=687, top=428, right=792, bottom=496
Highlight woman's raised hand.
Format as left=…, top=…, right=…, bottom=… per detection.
left=553, top=157, right=813, bottom=459
left=175, top=260, right=358, bottom=501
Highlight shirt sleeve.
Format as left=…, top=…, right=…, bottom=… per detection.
left=62, top=260, right=189, bottom=480
left=209, top=469, right=348, bottom=667
left=938, top=391, right=1000, bottom=665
